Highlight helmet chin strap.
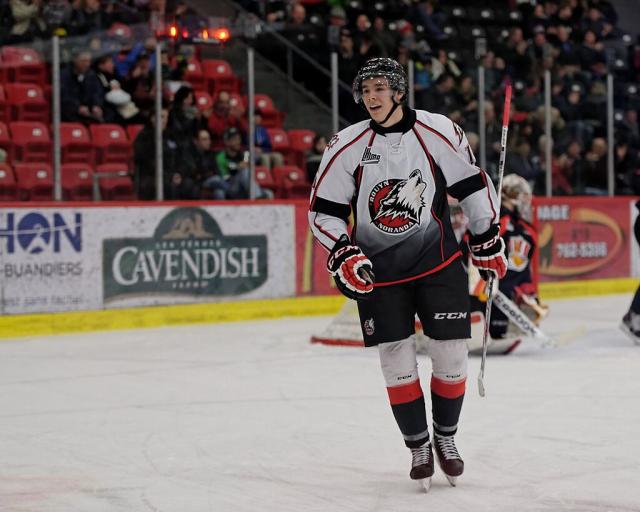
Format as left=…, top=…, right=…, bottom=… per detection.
left=378, top=99, right=401, bottom=125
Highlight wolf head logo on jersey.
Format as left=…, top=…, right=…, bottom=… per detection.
left=368, top=169, right=426, bottom=234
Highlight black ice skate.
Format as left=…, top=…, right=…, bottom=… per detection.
left=620, top=312, right=640, bottom=345
left=433, top=433, right=464, bottom=486
left=409, top=441, right=434, bottom=492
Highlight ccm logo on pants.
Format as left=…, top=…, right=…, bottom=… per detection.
left=434, top=312, right=468, bottom=320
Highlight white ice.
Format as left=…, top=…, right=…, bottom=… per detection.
left=1, top=294, right=639, bottom=512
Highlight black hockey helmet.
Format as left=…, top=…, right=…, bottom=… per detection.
left=352, top=58, right=408, bottom=105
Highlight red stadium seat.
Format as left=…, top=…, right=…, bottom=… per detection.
left=194, top=90, right=213, bottom=112
left=0, top=47, right=46, bottom=85
left=0, top=85, right=8, bottom=123
left=287, top=129, right=316, bottom=168
left=255, top=94, right=284, bottom=128
left=90, top=124, right=131, bottom=165
left=255, top=165, right=276, bottom=192
left=95, top=163, right=135, bottom=200
left=184, top=58, right=205, bottom=90
left=61, top=163, right=94, bottom=200
left=220, top=91, right=245, bottom=116
left=5, top=83, right=48, bottom=122
left=271, top=165, right=310, bottom=198
left=14, top=162, right=53, bottom=200
left=107, top=22, right=132, bottom=40
left=266, top=127, right=290, bottom=155
left=0, top=121, right=11, bottom=160
left=126, top=124, right=144, bottom=142
left=202, top=59, right=239, bottom=96
left=60, top=123, right=92, bottom=164
left=0, top=163, right=18, bottom=200
left=9, top=122, right=51, bottom=162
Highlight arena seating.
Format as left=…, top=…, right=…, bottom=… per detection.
left=0, top=163, right=18, bottom=200
left=14, top=162, right=53, bottom=201
left=61, top=163, right=94, bottom=201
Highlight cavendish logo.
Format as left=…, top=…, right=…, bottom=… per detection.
left=103, top=207, right=267, bottom=301
left=361, top=146, right=380, bottom=165
left=368, top=169, right=426, bottom=234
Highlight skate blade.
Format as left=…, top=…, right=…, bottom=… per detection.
left=417, top=477, right=432, bottom=492
left=620, top=322, right=640, bottom=346
left=445, top=475, right=457, bottom=487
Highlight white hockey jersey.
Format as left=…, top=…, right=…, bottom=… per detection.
left=309, top=107, right=500, bottom=285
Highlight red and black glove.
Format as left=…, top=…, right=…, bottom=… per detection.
left=469, top=224, right=508, bottom=281
left=327, top=235, right=375, bottom=300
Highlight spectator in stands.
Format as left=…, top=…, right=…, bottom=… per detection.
left=208, top=90, right=243, bottom=150
left=506, top=139, right=540, bottom=189
left=183, top=128, right=220, bottom=196
left=305, top=134, right=326, bottom=183
left=168, top=85, right=202, bottom=147
left=95, top=54, right=140, bottom=124
left=456, top=74, right=478, bottom=129
left=203, top=127, right=272, bottom=200
left=614, top=137, right=640, bottom=194
left=123, top=51, right=155, bottom=114
left=528, top=25, right=554, bottom=63
left=8, top=0, right=47, bottom=42
left=583, top=137, right=608, bottom=195
left=114, top=40, right=151, bottom=81
left=579, top=29, right=607, bottom=73
left=371, top=16, right=396, bottom=58
left=409, top=0, right=447, bottom=41
left=430, top=49, right=461, bottom=82
left=553, top=25, right=581, bottom=67
left=555, top=139, right=583, bottom=195
left=61, top=50, right=104, bottom=123
left=253, top=109, right=284, bottom=169
left=421, top=73, right=459, bottom=117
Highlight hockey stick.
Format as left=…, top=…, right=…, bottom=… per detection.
left=492, top=291, right=555, bottom=347
left=478, top=83, right=512, bottom=398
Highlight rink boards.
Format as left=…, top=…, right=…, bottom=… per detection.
left=1, top=197, right=639, bottom=337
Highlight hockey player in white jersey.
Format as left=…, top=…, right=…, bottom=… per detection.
left=308, top=58, right=507, bottom=490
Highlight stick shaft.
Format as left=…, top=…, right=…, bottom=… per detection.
left=478, top=83, right=512, bottom=397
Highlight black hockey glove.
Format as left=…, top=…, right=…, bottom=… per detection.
left=469, top=224, right=508, bottom=281
left=327, top=235, right=375, bottom=300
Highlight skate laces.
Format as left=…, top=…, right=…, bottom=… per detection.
left=411, top=442, right=431, bottom=467
left=435, top=434, right=460, bottom=460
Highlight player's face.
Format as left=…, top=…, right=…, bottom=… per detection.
left=361, top=77, right=401, bottom=123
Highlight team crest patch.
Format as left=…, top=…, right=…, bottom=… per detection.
left=327, top=134, right=339, bottom=149
left=364, top=318, right=375, bottom=336
left=368, top=169, right=426, bottom=234
left=508, top=235, right=531, bottom=272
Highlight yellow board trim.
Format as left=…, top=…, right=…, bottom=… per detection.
left=0, top=296, right=346, bottom=340
left=1, top=277, right=637, bottom=339
left=539, top=277, right=638, bottom=300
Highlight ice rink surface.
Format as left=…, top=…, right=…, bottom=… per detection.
left=1, top=294, right=639, bottom=512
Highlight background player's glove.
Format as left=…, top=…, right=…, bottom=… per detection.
left=514, top=284, right=549, bottom=323
left=327, top=235, right=375, bottom=300
left=469, top=224, right=507, bottom=281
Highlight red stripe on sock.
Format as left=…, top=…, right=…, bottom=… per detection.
left=430, top=376, right=466, bottom=399
left=386, top=380, right=423, bottom=405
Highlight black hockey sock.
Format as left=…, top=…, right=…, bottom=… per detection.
left=386, top=380, right=429, bottom=448
left=430, top=376, right=465, bottom=436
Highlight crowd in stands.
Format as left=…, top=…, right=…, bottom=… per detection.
left=1, top=0, right=639, bottom=201
left=243, top=0, right=640, bottom=196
